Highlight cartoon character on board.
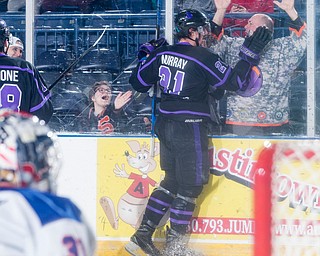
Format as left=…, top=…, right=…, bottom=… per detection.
left=100, top=140, right=167, bottom=229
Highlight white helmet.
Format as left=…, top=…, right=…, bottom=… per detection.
left=0, top=109, right=61, bottom=192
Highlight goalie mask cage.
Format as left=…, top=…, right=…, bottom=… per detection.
left=254, top=140, right=320, bottom=256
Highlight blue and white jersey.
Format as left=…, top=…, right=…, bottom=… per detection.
left=0, top=188, right=96, bottom=256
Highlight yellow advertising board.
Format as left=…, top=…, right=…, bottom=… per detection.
left=95, top=137, right=270, bottom=256
left=95, top=137, right=320, bottom=255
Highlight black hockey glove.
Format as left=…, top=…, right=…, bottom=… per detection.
left=239, top=26, right=272, bottom=66
left=138, top=37, right=168, bottom=62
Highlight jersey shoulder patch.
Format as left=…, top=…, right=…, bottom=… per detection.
left=11, top=188, right=82, bottom=226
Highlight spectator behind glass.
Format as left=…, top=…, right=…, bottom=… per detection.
left=73, top=81, right=132, bottom=134
left=7, top=36, right=23, bottom=58
left=223, top=0, right=274, bottom=37
left=0, top=109, right=96, bottom=256
left=211, top=0, right=307, bottom=136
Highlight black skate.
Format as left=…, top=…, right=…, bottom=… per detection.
left=125, top=224, right=161, bottom=256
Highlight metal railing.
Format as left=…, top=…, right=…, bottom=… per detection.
left=2, top=12, right=163, bottom=69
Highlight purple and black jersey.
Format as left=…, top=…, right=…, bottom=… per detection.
left=129, top=42, right=252, bottom=121
left=0, top=54, right=53, bottom=122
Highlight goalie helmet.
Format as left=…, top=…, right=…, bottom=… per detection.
left=175, top=9, right=210, bottom=39
left=0, top=109, right=61, bottom=192
left=0, top=19, right=10, bottom=49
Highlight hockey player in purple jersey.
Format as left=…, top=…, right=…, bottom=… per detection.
left=0, top=19, right=53, bottom=123
left=0, top=109, right=96, bottom=256
left=126, top=8, right=272, bottom=256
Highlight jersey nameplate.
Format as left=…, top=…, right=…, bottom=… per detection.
left=161, top=55, right=188, bottom=69
left=0, top=70, right=19, bottom=82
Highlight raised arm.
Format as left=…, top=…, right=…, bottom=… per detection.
left=212, top=0, right=231, bottom=26
left=273, top=0, right=298, bottom=21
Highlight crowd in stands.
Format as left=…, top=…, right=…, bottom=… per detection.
left=222, top=0, right=274, bottom=36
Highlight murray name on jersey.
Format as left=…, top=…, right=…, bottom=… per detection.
left=161, top=54, right=188, bottom=69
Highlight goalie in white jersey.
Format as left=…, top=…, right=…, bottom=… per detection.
left=0, top=109, right=96, bottom=256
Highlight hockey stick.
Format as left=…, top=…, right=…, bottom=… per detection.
left=48, top=26, right=108, bottom=91
left=150, top=0, right=162, bottom=157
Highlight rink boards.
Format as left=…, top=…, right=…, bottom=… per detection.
left=56, top=135, right=319, bottom=256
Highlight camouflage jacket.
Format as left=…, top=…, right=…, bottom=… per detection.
left=210, top=22, right=307, bottom=126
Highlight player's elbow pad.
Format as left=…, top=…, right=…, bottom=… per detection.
left=236, top=65, right=263, bottom=97
left=129, top=67, right=152, bottom=93
left=129, top=78, right=152, bottom=93
left=226, top=60, right=251, bottom=91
